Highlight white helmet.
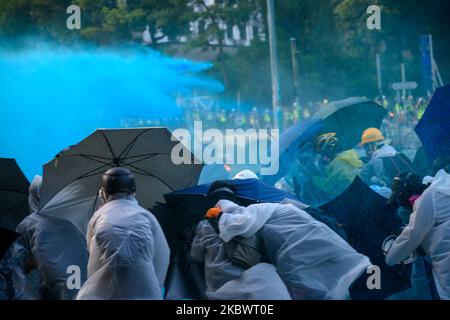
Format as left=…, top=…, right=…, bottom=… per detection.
left=232, top=170, right=259, bottom=180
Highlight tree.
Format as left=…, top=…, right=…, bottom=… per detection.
left=74, top=0, right=146, bottom=45
left=0, top=0, right=76, bottom=46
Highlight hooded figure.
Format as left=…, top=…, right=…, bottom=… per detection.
left=76, top=168, right=170, bottom=300
left=215, top=199, right=372, bottom=300
left=0, top=176, right=43, bottom=300
left=13, top=175, right=88, bottom=300
left=386, top=169, right=450, bottom=299
left=28, top=175, right=42, bottom=213
left=191, top=220, right=291, bottom=300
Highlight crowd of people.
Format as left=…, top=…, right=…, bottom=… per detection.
left=2, top=94, right=450, bottom=301
left=121, top=95, right=430, bottom=139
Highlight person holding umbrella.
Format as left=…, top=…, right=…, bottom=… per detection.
left=360, top=128, right=416, bottom=188
left=77, top=167, right=170, bottom=300
left=13, top=175, right=89, bottom=300
left=311, top=133, right=364, bottom=204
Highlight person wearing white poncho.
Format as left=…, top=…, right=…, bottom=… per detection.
left=216, top=199, right=372, bottom=300
left=191, top=220, right=292, bottom=300
left=11, top=175, right=89, bottom=300
left=77, top=168, right=169, bottom=300
left=386, top=168, right=450, bottom=300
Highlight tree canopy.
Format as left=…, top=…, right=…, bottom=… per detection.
left=1, top=0, right=448, bottom=106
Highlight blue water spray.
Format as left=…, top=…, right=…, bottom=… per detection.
left=0, top=45, right=223, bottom=178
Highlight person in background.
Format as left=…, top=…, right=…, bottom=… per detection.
left=2, top=175, right=88, bottom=300
left=249, top=107, right=260, bottom=129
left=262, top=109, right=272, bottom=129
left=77, top=168, right=169, bottom=300
left=360, top=128, right=416, bottom=188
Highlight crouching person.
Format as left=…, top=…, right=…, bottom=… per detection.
left=205, top=181, right=372, bottom=300
left=77, top=168, right=170, bottom=300
left=191, top=218, right=291, bottom=299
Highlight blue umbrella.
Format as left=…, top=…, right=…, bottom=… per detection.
left=415, top=85, right=450, bottom=162
left=158, top=178, right=298, bottom=252
left=265, top=97, right=386, bottom=185
left=166, top=178, right=297, bottom=204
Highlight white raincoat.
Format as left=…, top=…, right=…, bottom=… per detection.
left=360, top=144, right=398, bottom=186
left=17, top=213, right=89, bottom=299
left=191, top=220, right=291, bottom=300
left=0, top=175, right=42, bottom=300
left=76, top=198, right=170, bottom=300
left=386, top=169, right=450, bottom=300
left=12, top=179, right=97, bottom=300
left=217, top=200, right=372, bottom=300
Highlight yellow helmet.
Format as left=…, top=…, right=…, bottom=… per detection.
left=315, top=133, right=338, bottom=153
left=361, top=128, right=385, bottom=145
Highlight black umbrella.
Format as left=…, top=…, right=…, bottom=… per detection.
left=0, top=158, right=30, bottom=230
left=320, top=177, right=411, bottom=300
left=39, top=127, right=203, bottom=211
left=0, top=227, right=20, bottom=260
left=152, top=200, right=207, bottom=300
left=312, top=97, right=387, bottom=150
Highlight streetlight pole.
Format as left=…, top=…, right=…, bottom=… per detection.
left=376, top=53, right=383, bottom=97
left=290, top=37, right=301, bottom=106
left=266, top=0, right=280, bottom=130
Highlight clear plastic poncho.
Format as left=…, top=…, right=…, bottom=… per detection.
left=191, top=220, right=291, bottom=300
left=217, top=200, right=372, bottom=300
left=386, top=169, right=450, bottom=300
left=76, top=198, right=170, bottom=300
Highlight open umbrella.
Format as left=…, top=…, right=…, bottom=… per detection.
left=0, top=158, right=30, bottom=230
left=38, top=127, right=203, bottom=234
left=168, top=178, right=297, bottom=203
left=415, top=85, right=450, bottom=162
left=265, top=97, right=386, bottom=185
left=320, top=177, right=411, bottom=300
left=158, top=178, right=297, bottom=243
left=312, top=97, right=387, bottom=150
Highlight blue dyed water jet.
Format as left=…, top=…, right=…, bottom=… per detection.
left=0, top=45, right=223, bottom=178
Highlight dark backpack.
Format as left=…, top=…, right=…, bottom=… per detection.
left=207, top=218, right=265, bottom=270
left=223, top=234, right=264, bottom=270
left=381, top=153, right=417, bottom=184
